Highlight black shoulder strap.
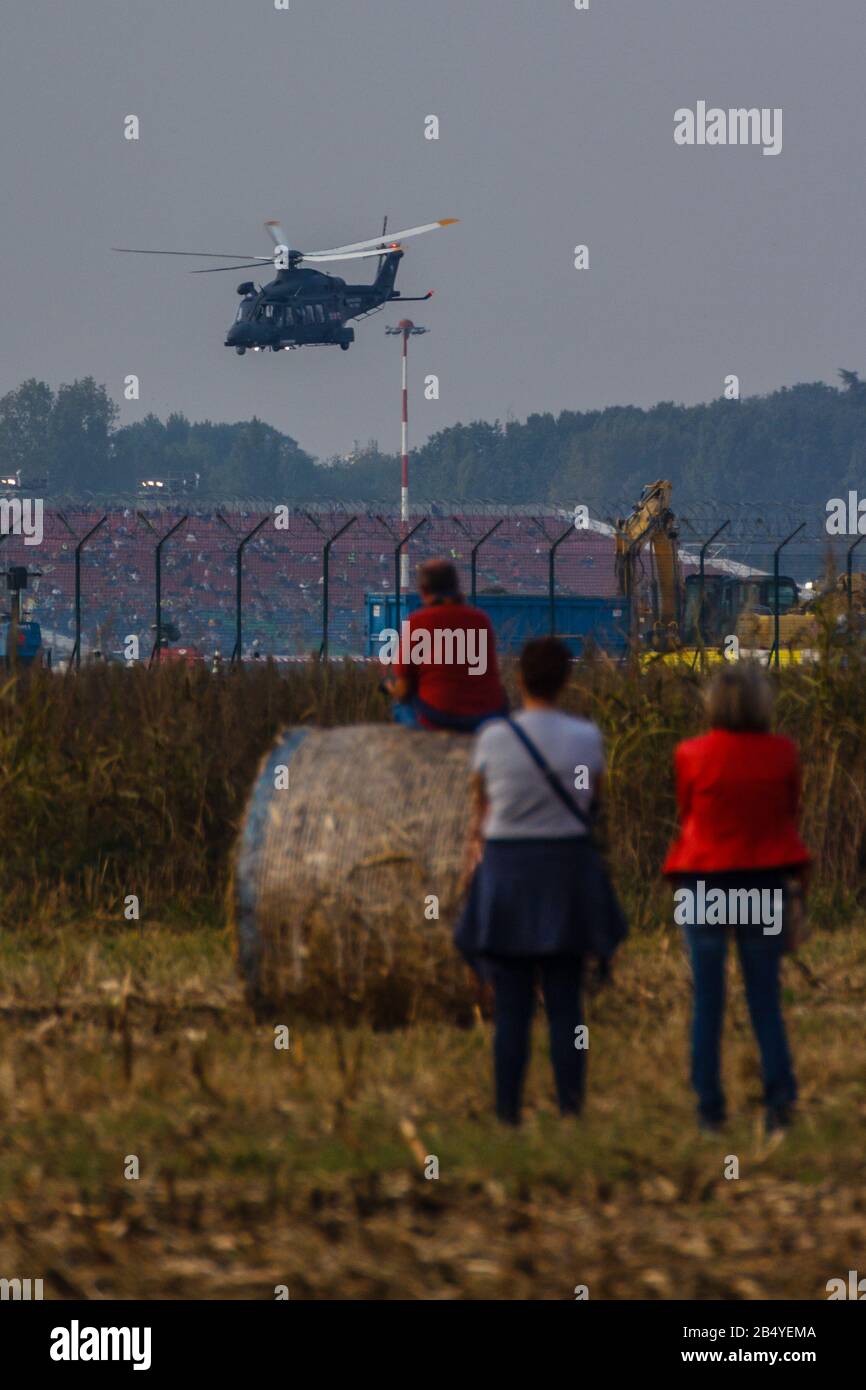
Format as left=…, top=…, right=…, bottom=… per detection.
left=505, top=717, right=593, bottom=832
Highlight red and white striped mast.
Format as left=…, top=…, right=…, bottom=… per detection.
left=387, top=318, right=428, bottom=590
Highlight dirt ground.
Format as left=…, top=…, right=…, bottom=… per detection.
left=0, top=921, right=864, bottom=1299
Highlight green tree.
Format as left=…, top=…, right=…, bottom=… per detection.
left=0, top=379, right=55, bottom=479
left=50, top=378, right=118, bottom=493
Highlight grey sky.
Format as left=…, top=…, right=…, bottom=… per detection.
left=2, top=0, right=864, bottom=463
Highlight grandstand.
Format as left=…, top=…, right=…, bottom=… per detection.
left=2, top=505, right=617, bottom=660
left=1, top=500, right=836, bottom=662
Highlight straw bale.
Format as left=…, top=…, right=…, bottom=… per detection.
left=234, top=724, right=474, bottom=1019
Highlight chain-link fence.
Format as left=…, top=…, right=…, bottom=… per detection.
left=1, top=498, right=863, bottom=664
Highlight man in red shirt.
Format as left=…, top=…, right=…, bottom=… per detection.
left=382, top=559, right=508, bottom=731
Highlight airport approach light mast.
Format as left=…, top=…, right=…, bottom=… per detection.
left=386, top=319, right=428, bottom=590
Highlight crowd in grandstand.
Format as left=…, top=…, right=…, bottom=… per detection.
left=3, top=506, right=713, bottom=661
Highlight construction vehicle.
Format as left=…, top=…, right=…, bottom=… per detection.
left=615, top=480, right=683, bottom=649
left=688, top=573, right=802, bottom=651
left=615, top=481, right=804, bottom=659
left=733, top=569, right=866, bottom=653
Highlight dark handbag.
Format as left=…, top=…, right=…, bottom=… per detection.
left=503, top=719, right=628, bottom=961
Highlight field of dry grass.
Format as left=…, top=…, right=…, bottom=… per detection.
left=1, top=657, right=864, bottom=1299
left=3, top=650, right=865, bottom=935
left=1, top=918, right=863, bottom=1300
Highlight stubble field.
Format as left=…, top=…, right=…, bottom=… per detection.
left=1, top=656, right=864, bottom=1299
left=1, top=918, right=863, bottom=1300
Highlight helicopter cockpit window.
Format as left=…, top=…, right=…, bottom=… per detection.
left=303, top=306, right=315, bottom=326
left=314, top=305, right=325, bottom=324
left=263, top=304, right=275, bottom=319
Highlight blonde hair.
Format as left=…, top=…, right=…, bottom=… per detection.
left=705, top=662, right=773, bottom=733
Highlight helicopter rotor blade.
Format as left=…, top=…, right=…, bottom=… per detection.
left=190, top=261, right=274, bottom=274
left=113, top=247, right=271, bottom=261
left=192, top=247, right=401, bottom=271
left=306, top=218, right=458, bottom=259
left=301, top=246, right=403, bottom=264
left=264, top=220, right=289, bottom=247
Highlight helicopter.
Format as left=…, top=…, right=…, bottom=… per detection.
left=114, top=216, right=457, bottom=353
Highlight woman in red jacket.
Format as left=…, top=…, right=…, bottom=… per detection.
left=664, top=663, right=810, bottom=1135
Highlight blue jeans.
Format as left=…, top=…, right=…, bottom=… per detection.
left=683, top=921, right=797, bottom=1123
left=392, top=696, right=507, bottom=733
left=488, top=956, right=585, bottom=1123
left=391, top=700, right=420, bottom=728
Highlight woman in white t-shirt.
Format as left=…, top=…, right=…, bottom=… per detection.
left=454, top=637, right=626, bottom=1125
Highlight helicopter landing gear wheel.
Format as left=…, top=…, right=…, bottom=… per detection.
left=235, top=346, right=246, bottom=356
left=340, top=342, right=350, bottom=351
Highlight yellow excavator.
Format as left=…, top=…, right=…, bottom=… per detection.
left=615, top=481, right=809, bottom=661
left=614, top=480, right=683, bottom=650
left=737, top=569, right=866, bottom=650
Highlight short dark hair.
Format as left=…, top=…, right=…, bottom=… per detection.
left=519, top=637, right=571, bottom=700
left=417, top=558, right=462, bottom=601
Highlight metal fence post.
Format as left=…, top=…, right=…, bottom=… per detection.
left=304, top=514, right=358, bottom=658
left=304, top=513, right=359, bottom=660
left=138, top=513, right=188, bottom=665
left=450, top=515, right=505, bottom=604
left=58, top=512, right=108, bottom=669
left=375, top=514, right=429, bottom=633
left=695, top=519, right=730, bottom=666
left=846, top=532, right=866, bottom=620
left=394, top=518, right=429, bottom=630
left=217, top=513, right=269, bottom=664
left=772, top=522, right=805, bottom=669
left=0, top=536, right=8, bottom=673
left=548, top=523, right=575, bottom=637
left=470, top=520, right=504, bottom=606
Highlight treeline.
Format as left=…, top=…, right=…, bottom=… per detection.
left=0, top=378, right=319, bottom=499
left=2, top=371, right=866, bottom=506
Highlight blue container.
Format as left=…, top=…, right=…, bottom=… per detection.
left=365, top=593, right=629, bottom=659
left=0, top=620, right=42, bottom=665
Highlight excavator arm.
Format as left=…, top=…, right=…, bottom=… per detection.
left=614, top=481, right=682, bottom=646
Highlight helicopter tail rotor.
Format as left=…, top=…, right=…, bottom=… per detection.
left=377, top=214, right=389, bottom=276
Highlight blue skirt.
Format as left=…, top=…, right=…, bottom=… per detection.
left=454, top=837, right=627, bottom=962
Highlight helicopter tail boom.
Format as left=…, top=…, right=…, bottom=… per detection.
left=373, top=247, right=404, bottom=297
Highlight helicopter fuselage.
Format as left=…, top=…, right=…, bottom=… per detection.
left=115, top=216, right=453, bottom=353
left=225, top=250, right=418, bottom=352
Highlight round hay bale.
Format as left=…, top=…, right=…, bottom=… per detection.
left=234, top=725, right=474, bottom=1021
